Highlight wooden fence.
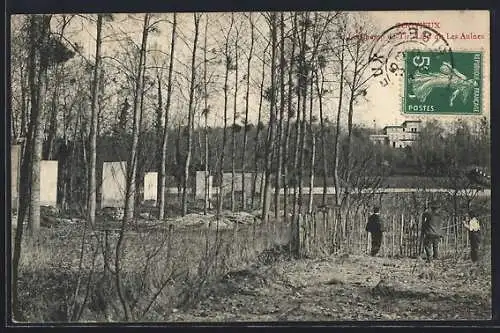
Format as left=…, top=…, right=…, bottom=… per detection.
left=298, top=208, right=491, bottom=259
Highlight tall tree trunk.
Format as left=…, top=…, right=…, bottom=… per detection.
left=315, top=69, right=327, bottom=207
left=203, top=16, right=210, bottom=215
left=333, top=38, right=345, bottom=207
left=135, top=45, right=149, bottom=208
left=251, top=40, right=268, bottom=209
left=297, top=13, right=309, bottom=219
left=343, top=34, right=365, bottom=208
left=118, top=14, right=150, bottom=321
left=181, top=14, right=200, bottom=216
left=217, top=15, right=234, bottom=216
left=290, top=14, right=302, bottom=256
left=13, top=15, right=51, bottom=320
left=29, top=73, right=46, bottom=237
left=27, top=15, right=51, bottom=237
left=261, top=13, right=277, bottom=224
left=283, top=13, right=296, bottom=225
left=297, top=86, right=307, bottom=218
left=159, top=13, right=176, bottom=220
left=274, top=12, right=286, bottom=219
left=155, top=74, right=163, bottom=204
left=230, top=26, right=239, bottom=212
left=241, top=14, right=254, bottom=212
left=307, top=78, right=315, bottom=214
left=175, top=124, right=183, bottom=198
left=87, top=14, right=103, bottom=228
left=124, top=13, right=150, bottom=223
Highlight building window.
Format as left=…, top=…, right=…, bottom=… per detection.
left=392, top=142, right=396, bottom=148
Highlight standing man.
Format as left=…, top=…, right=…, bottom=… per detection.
left=463, top=209, right=481, bottom=263
left=366, top=206, right=385, bottom=256
left=421, top=202, right=443, bottom=263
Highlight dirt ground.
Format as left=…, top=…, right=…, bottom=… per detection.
left=166, top=254, right=491, bottom=321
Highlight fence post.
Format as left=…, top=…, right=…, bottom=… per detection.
left=445, top=215, right=449, bottom=257
left=391, top=216, right=395, bottom=257
left=323, top=209, right=327, bottom=255
left=399, top=213, right=404, bottom=257
left=367, top=232, right=371, bottom=255
left=333, top=208, right=338, bottom=254
left=312, top=211, right=317, bottom=255
left=252, top=217, right=256, bottom=250
left=465, top=215, right=469, bottom=250
left=413, top=215, right=417, bottom=257
left=406, top=215, right=410, bottom=257
left=454, top=216, right=458, bottom=257
left=304, top=213, right=309, bottom=256
left=360, top=211, right=364, bottom=254
left=235, top=217, right=240, bottom=258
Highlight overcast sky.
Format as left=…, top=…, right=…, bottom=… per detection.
left=11, top=10, right=490, bottom=131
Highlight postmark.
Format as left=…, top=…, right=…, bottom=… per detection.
left=368, top=23, right=454, bottom=88
left=403, top=51, right=482, bottom=115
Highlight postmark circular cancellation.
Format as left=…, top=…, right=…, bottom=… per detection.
left=369, top=22, right=483, bottom=115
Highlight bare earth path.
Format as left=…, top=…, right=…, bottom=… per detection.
left=167, top=254, right=491, bottom=321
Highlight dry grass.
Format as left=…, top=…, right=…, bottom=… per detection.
left=13, top=193, right=490, bottom=322
left=15, top=215, right=290, bottom=322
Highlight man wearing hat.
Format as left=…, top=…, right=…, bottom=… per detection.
left=463, top=209, right=481, bottom=263
left=366, top=206, right=385, bottom=256
left=421, top=202, right=443, bottom=263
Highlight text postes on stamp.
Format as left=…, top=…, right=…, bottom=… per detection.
left=403, top=51, right=482, bottom=115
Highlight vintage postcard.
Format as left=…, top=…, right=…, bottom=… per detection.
left=8, top=9, right=491, bottom=323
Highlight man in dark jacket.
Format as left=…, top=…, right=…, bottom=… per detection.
left=366, top=206, right=384, bottom=256
left=421, top=202, right=443, bottom=262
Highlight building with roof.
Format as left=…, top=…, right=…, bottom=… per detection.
left=369, top=120, right=421, bottom=148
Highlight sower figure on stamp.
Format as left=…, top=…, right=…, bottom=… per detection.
left=366, top=206, right=385, bottom=256
left=463, top=209, right=481, bottom=263
left=421, top=202, right=443, bottom=263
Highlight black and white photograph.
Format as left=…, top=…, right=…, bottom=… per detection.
left=7, top=9, right=492, bottom=323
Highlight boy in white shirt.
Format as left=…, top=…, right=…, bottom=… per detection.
left=463, top=210, right=481, bottom=263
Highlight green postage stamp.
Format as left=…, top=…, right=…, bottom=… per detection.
left=403, top=51, right=482, bottom=115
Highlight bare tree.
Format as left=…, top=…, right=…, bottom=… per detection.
left=332, top=18, right=347, bottom=207
left=241, top=13, right=254, bottom=211
left=261, top=12, right=278, bottom=223
left=342, top=14, right=374, bottom=206
left=87, top=14, right=103, bottom=228
left=119, top=13, right=151, bottom=320
left=251, top=38, right=269, bottom=209
left=274, top=12, right=286, bottom=219
left=181, top=13, right=201, bottom=216
left=230, top=17, right=241, bottom=212
left=13, top=13, right=74, bottom=319
left=313, top=60, right=328, bottom=207
left=290, top=13, right=302, bottom=255
left=283, top=12, right=297, bottom=224
left=158, top=13, right=177, bottom=220
left=27, top=15, right=52, bottom=236
left=217, top=14, right=235, bottom=216
left=307, top=78, right=317, bottom=214
left=202, top=15, right=210, bottom=215
left=44, top=15, right=73, bottom=160
left=123, top=13, right=151, bottom=223
left=296, top=13, right=311, bottom=222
